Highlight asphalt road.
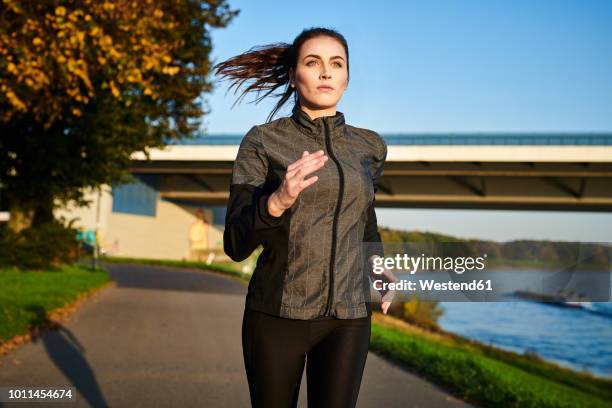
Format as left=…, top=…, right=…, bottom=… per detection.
left=0, top=263, right=472, bottom=408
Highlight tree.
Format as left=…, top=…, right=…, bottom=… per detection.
left=0, top=0, right=239, bottom=231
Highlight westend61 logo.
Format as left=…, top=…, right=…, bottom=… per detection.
left=372, top=253, right=488, bottom=275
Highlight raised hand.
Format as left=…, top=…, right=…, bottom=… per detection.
left=267, top=150, right=328, bottom=217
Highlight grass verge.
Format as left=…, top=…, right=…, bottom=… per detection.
left=0, top=264, right=111, bottom=353
left=371, top=313, right=612, bottom=408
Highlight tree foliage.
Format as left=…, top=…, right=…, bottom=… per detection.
left=0, top=0, right=239, bottom=230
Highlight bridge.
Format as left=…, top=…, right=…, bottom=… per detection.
left=129, top=133, right=612, bottom=212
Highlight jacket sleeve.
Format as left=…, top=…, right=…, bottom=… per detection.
left=224, top=125, right=288, bottom=262
left=363, top=135, right=387, bottom=261
left=363, top=135, right=394, bottom=294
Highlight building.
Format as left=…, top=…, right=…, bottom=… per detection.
left=53, top=175, right=227, bottom=261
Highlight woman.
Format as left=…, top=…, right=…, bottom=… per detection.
left=214, top=27, right=399, bottom=408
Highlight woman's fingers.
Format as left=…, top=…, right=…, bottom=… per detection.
left=299, top=175, right=319, bottom=190
left=275, top=150, right=327, bottom=210
left=287, top=150, right=326, bottom=173
left=292, top=156, right=327, bottom=179
left=286, top=156, right=327, bottom=179
left=285, top=159, right=327, bottom=184
left=381, top=290, right=396, bottom=314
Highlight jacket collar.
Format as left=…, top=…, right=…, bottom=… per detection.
left=290, top=104, right=345, bottom=141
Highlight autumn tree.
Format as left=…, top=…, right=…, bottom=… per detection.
left=0, top=0, right=238, bottom=231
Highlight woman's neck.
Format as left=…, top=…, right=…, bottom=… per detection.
left=298, top=103, right=337, bottom=120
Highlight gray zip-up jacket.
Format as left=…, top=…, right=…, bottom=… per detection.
left=224, top=104, right=389, bottom=320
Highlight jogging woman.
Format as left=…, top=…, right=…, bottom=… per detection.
left=214, top=27, right=399, bottom=408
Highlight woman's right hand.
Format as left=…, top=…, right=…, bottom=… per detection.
left=267, top=150, right=328, bottom=217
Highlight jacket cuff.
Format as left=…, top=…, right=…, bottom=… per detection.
left=255, top=192, right=287, bottom=229
left=365, top=241, right=385, bottom=260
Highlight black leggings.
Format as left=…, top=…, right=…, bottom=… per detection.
left=242, top=308, right=371, bottom=408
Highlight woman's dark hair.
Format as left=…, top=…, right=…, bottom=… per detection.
left=212, top=27, right=349, bottom=123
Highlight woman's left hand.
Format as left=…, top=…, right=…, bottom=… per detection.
left=369, top=255, right=399, bottom=314
left=381, top=268, right=399, bottom=314
left=381, top=288, right=396, bottom=314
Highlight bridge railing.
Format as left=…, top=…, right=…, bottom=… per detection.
left=165, top=133, right=612, bottom=146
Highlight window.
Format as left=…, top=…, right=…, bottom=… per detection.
left=112, top=174, right=159, bottom=216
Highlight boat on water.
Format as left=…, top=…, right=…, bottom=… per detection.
left=513, top=289, right=591, bottom=308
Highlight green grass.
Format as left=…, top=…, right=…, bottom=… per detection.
left=0, top=264, right=110, bottom=343
left=370, top=322, right=612, bottom=408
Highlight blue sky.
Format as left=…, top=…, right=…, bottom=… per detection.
left=204, top=0, right=612, bottom=243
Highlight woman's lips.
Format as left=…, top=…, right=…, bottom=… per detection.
left=317, top=86, right=334, bottom=92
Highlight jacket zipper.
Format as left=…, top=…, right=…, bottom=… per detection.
left=323, top=120, right=344, bottom=317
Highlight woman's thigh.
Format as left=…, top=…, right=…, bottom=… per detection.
left=306, top=317, right=371, bottom=408
left=242, top=308, right=309, bottom=408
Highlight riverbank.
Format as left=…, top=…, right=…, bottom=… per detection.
left=371, top=313, right=611, bottom=407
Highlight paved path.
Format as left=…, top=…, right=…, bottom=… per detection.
left=0, top=263, right=472, bottom=407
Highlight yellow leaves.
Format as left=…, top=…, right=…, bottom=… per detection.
left=142, top=60, right=154, bottom=70
left=67, top=87, right=80, bottom=98
left=7, top=62, right=18, bottom=74
left=5, top=89, right=26, bottom=111
left=99, top=35, right=113, bottom=47
left=66, top=58, right=78, bottom=72
left=4, top=0, right=23, bottom=14
left=125, top=68, right=142, bottom=83
left=1, top=0, right=189, bottom=125
left=67, top=14, right=78, bottom=23
left=162, top=66, right=179, bottom=75
left=109, top=81, right=120, bottom=97
left=107, top=47, right=121, bottom=60
left=66, top=58, right=93, bottom=90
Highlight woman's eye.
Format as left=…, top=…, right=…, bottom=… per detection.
left=306, top=60, right=343, bottom=68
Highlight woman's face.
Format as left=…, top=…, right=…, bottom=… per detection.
left=291, top=36, right=348, bottom=111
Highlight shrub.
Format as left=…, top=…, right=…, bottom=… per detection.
left=387, top=295, right=444, bottom=331
left=0, top=219, right=79, bottom=270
